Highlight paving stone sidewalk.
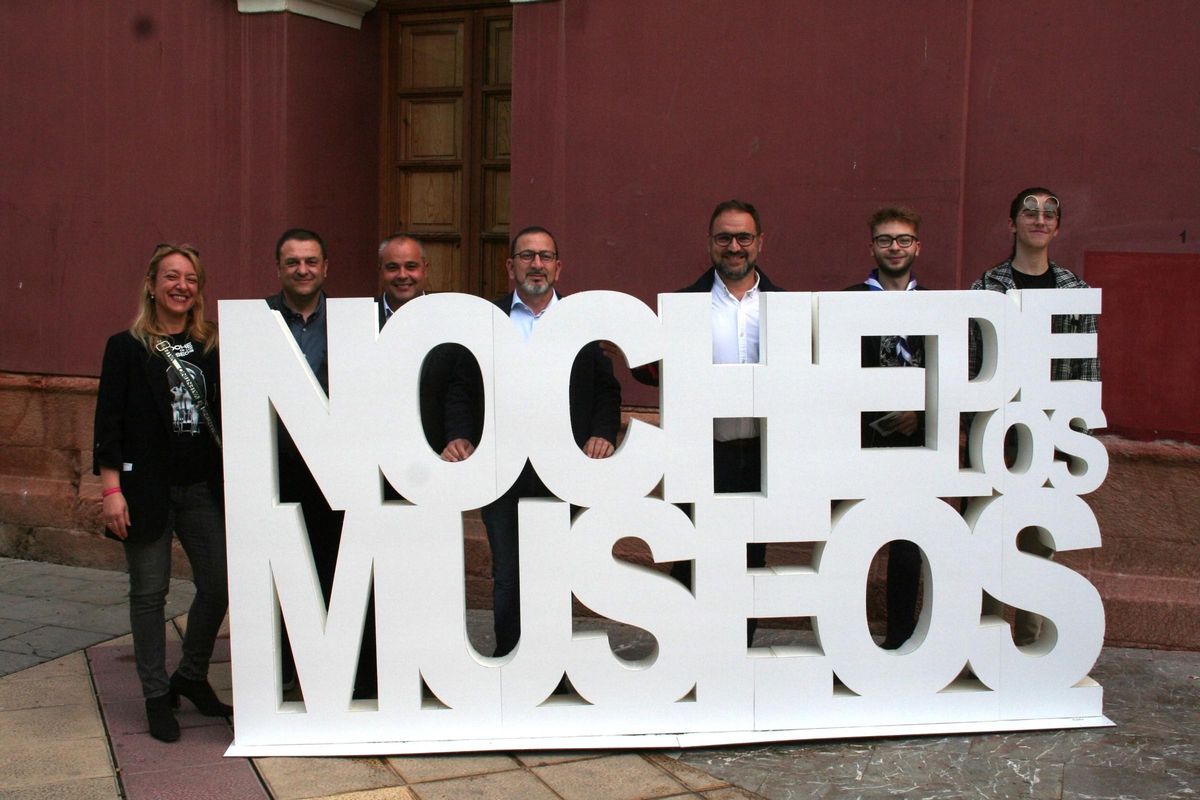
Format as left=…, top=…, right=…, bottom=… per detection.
left=0, top=556, right=195, bottom=677
left=0, top=556, right=1197, bottom=799
left=675, top=644, right=1200, bottom=798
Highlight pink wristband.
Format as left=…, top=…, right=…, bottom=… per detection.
left=102, top=487, right=122, bottom=498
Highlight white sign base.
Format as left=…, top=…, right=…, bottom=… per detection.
left=226, top=713, right=1111, bottom=757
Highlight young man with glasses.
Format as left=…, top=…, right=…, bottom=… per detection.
left=844, top=206, right=931, bottom=650
left=441, top=226, right=621, bottom=658
left=620, top=199, right=786, bottom=647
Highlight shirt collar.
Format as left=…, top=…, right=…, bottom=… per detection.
left=864, top=270, right=918, bottom=291
left=711, top=269, right=760, bottom=302
left=382, top=291, right=426, bottom=319
left=512, top=290, right=559, bottom=316
left=281, top=291, right=326, bottom=321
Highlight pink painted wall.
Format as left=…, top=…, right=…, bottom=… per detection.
left=959, top=4, right=1200, bottom=289
left=0, top=1, right=380, bottom=378
left=513, top=0, right=971, bottom=296
left=511, top=1, right=1200, bottom=414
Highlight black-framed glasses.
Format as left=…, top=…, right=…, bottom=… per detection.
left=1019, top=195, right=1060, bottom=220
left=872, top=234, right=919, bottom=248
left=514, top=249, right=558, bottom=264
left=711, top=232, right=758, bottom=247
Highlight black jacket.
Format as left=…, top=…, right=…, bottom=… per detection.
left=842, top=281, right=928, bottom=447
left=376, top=296, right=481, bottom=453
left=631, top=267, right=787, bottom=386
left=679, top=266, right=787, bottom=295
left=443, top=293, right=622, bottom=449
left=92, top=331, right=222, bottom=542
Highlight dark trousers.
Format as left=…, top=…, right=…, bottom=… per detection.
left=123, top=482, right=228, bottom=699
left=278, top=452, right=376, bottom=696
left=669, top=437, right=765, bottom=646
left=883, top=539, right=922, bottom=647
left=480, top=462, right=552, bottom=657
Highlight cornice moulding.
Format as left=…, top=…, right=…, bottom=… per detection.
left=237, top=0, right=378, bottom=30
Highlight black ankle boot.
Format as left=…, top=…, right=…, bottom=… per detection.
left=145, top=694, right=180, bottom=742
left=169, top=671, right=233, bottom=717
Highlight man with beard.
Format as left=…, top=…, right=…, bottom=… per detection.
left=844, top=206, right=929, bottom=650
left=620, top=199, right=786, bottom=647
left=441, top=226, right=621, bottom=658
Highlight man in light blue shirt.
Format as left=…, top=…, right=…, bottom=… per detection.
left=443, top=226, right=622, bottom=657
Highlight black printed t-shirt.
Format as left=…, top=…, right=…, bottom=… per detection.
left=162, top=333, right=220, bottom=486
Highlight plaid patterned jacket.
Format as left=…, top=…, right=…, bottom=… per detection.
left=969, top=260, right=1100, bottom=383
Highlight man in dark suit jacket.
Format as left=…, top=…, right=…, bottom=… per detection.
left=374, top=233, right=481, bottom=458
left=376, top=233, right=427, bottom=325
left=265, top=228, right=351, bottom=693
left=622, top=200, right=783, bottom=647
left=266, top=227, right=338, bottom=585
left=442, top=226, right=622, bottom=657
left=843, top=206, right=929, bottom=651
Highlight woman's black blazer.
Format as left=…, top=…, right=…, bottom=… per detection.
left=92, top=331, right=221, bottom=543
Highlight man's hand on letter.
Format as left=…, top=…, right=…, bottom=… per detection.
left=582, top=436, right=615, bottom=459
left=441, top=438, right=475, bottom=462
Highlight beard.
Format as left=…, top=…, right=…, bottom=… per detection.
left=873, top=252, right=916, bottom=279
left=714, top=254, right=755, bottom=283
left=519, top=270, right=552, bottom=296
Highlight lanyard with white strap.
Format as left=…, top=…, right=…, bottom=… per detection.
left=154, top=338, right=222, bottom=449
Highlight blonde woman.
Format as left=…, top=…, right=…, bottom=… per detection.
left=93, top=244, right=230, bottom=741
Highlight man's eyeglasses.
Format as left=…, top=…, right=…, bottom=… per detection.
left=711, top=232, right=758, bottom=247
left=872, top=234, right=919, bottom=248
left=514, top=250, right=558, bottom=264
left=1019, top=195, right=1060, bottom=221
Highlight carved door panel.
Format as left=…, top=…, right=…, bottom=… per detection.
left=478, top=10, right=511, bottom=299
left=381, top=5, right=511, bottom=297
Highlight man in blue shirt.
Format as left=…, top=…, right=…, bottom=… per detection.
left=442, top=226, right=622, bottom=657
left=266, top=229, right=368, bottom=694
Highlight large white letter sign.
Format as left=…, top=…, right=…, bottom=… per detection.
left=220, top=289, right=1110, bottom=756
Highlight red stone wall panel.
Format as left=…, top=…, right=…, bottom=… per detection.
left=511, top=1, right=1200, bottom=410
left=513, top=0, right=971, bottom=300
left=0, top=2, right=381, bottom=378
left=960, top=3, right=1200, bottom=290
left=1084, top=252, right=1200, bottom=444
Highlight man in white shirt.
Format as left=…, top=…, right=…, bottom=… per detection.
left=627, top=200, right=787, bottom=646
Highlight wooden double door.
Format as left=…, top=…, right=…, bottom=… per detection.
left=380, top=2, right=512, bottom=298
